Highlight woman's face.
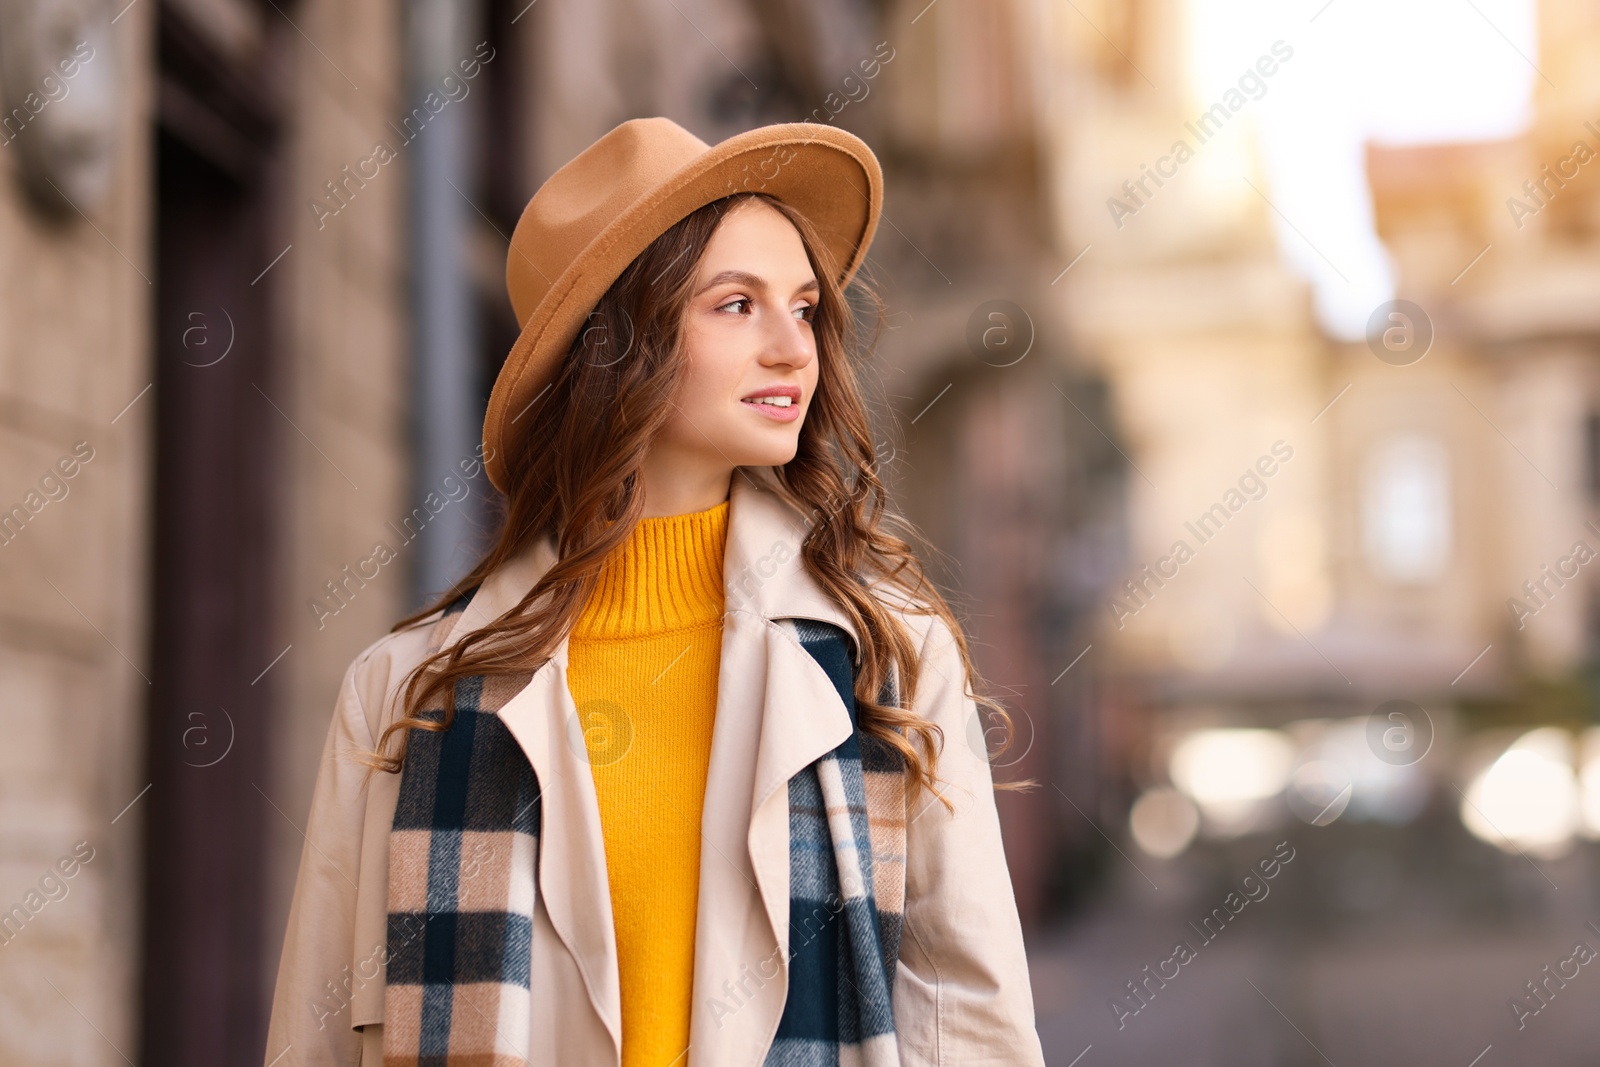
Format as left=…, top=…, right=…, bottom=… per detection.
left=642, top=198, right=819, bottom=510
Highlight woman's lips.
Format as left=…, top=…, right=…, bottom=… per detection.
left=741, top=396, right=801, bottom=422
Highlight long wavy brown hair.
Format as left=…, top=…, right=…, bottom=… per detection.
left=356, top=191, right=1035, bottom=811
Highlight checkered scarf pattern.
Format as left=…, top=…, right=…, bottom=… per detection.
left=382, top=594, right=907, bottom=1066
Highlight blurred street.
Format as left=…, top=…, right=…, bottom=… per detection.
left=1032, top=826, right=1600, bottom=1066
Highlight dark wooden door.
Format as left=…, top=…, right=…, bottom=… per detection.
left=142, top=6, right=284, bottom=1064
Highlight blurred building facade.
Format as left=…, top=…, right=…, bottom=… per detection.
left=1018, top=4, right=1600, bottom=1063
left=1, top=0, right=427, bottom=1062
left=1043, top=0, right=1600, bottom=857
left=0, top=2, right=154, bottom=1063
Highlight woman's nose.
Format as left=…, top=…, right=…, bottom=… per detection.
left=765, top=308, right=814, bottom=366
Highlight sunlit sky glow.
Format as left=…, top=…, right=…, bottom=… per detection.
left=1186, top=0, right=1538, bottom=339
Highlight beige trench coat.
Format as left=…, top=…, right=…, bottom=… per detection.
left=263, top=473, right=1046, bottom=1066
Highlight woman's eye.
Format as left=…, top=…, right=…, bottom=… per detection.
left=716, top=297, right=750, bottom=315
left=794, top=304, right=816, bottom=322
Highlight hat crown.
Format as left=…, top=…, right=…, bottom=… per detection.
left=507, top=117, right=711, bottom=326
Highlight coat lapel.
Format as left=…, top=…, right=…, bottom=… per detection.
left=433, top=472, right=863, bottom=1064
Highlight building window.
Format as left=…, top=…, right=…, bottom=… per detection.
left=1361, top=434, right=1451, bottom=583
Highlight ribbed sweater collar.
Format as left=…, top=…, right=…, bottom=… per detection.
left=571, top=497, right=730, bottom=638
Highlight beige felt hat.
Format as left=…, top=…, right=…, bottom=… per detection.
left=481, top=116, right=884, bottom=494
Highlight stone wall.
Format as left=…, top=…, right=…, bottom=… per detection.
left=0, top=5, right=154, bottom=1063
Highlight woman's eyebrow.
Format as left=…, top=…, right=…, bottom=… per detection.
left=696, top=269, right=820, bottom=297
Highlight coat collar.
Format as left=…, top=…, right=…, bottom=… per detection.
left=440, top=468, right=860, bottom=660
left=433, top=469, right=863, bottom=1064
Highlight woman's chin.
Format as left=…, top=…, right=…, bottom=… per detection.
left=731, top=442, right=801, bottom=468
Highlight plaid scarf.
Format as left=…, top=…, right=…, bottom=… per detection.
left=383, top=591, right=907, bottom=1066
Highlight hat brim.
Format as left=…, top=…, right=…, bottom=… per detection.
left=482, top=122, right=883, bottom=495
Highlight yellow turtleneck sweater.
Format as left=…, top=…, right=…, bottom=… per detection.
left=566, top=496, right=730, bottom=1067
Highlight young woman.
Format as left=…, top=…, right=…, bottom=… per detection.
left=264, top=117, right=1045, bottom=1067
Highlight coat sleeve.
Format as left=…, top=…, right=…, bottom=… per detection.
left=262, top=647, right=386, bottom=1067
left=892, top=615, right=1047, bottom=1067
